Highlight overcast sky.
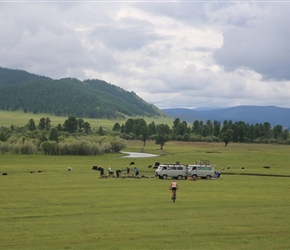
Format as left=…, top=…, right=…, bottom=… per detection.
left=1, top=1, right=290, bottom=109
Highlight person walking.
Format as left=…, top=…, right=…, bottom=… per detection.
left=169, top=180, right=178, bottom=202
left=134, top=167, right=139, bottom=176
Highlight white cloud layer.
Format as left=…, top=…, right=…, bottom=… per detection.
left=1, top=1, right=290, bottom=109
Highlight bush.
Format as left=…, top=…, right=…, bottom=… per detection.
left=110, top=138, right=127, bottom=152
left=11, top=141, right=36, bottom=154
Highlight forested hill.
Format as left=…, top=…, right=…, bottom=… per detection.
left=0, top=67, right=163, bottom=119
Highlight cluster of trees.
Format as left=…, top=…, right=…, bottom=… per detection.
left=0, top=116, right=126, bottom=155
left=113, top=118, right=290, bottom=148
left=1, top=115, right=289, bottom=155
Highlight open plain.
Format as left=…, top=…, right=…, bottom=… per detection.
left=1, top=140, right=290, bottom=250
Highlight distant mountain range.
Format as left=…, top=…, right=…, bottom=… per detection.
left=162, top=106, right=290, bottom=129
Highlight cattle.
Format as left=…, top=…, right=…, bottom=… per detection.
left=148, top=165, right=152, bottom=168
left=240, top=167, right=245, bottom=169
left=263, top=166, right=270, bottom=169
left=92, top=166, right=99, bottom=170
left=30, top=171, right=35, bottom=173
left=153, top=162, right=160, bottom=169
left=130, top=162, right=135, bottom=165
left=67, top=167, right=72, bottom=171
left=38, top=170, right=42, bottom=173
left=2, top=172, right=7, bottom=176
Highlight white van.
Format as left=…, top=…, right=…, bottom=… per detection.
left=187, top=164, right=215, bottom=179
left=155, top=164, right=187, bottom=180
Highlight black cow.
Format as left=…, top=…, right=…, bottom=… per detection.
left=92, top=166, right=99, bottom=170
left=263, top=166, right=270, bottom=169
left=153, top=162, right=160, bottom=169
left=130, top=162, right=135, bottom=165
left=2, top=172, right=7, bottom=176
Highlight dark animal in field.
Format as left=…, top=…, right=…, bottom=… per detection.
left=30, top=171, right=35, bottom=173
left=130, top=162, right=135, bottom=165
left=67, top=167, right=72, bottom=171
left=92, top=166, right=99, bottom=170
left=240, top=167, right=244, bottom=169
left=227, top=167, right=230, bottom=169
left=148, top=165, right=152, bottom=168
left=38, top=170, right=42, bottom=173
left=153, top=162, right=160, bottom=169
left=2, top=172, right=8, bottom=176
left=263, top=166, right=270, bottom=169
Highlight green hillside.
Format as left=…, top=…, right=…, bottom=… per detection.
left=0, top=67, right=164, bottom=119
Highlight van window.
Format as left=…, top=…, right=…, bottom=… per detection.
left=162, top=166, right=167, bottom=170
left=178, top=167, right=183, bottom=170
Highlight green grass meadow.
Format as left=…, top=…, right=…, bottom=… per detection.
left=1, top=140, right=290, bottom=249
left=0, top=110, right=174, bottom=129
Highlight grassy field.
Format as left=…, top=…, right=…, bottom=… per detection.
left=0, top=110, right=174, bottom=130
left=1, top=140, right=290, bottom=249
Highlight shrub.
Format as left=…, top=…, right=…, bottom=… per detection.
left=11, top=141, right=36, bottom=154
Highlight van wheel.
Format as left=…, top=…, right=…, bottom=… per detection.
left=206, top=175, right=211, bottom=180
left=177, top=175, right=182, bottom=180
left=162, top=175, right=167, bottom=180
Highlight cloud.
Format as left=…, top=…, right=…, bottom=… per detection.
left=213, top=3, right=290, bottom=81
left=1, top=2, right=290, bottom=110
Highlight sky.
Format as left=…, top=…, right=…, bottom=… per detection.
left=1, top=1, right=290, bottom=110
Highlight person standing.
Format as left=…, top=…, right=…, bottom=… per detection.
left=116, top=169, right=122, bottom=178
left=169, top=180, right=178, bottom=202
left=108, top=166, right=114, bottom=177
left=134, top=167, right=139, bottom=176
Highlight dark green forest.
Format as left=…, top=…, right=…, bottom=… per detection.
left=0, top=67, right=162, bottom=119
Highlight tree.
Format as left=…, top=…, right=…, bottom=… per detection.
left=98, top=126, right=105, bottom=136
left=213, top=120, right=221, bottom=137
left=155, top=124, right=171, bottom=150
left=221, top=129, right=234, bottom=147
left=45, top=117, right=51, bottom=131
left=148, top=121, right=156, bottom=135
left=82, top=122, right=91, bottom=134
left=27, top=118, right=36, bottom=131
left=38, top=118, right=46, bottom=130
left=49, top=128, right=59, bottom=142
left=155, top=133, right=169, bottom=150
left=112, top=122, right=121, bottom=131
left=141, top=125, right=149, bottom=146
left=77, top=118, right=84, bottom=132
left=0, top=132, right=7, bottom=142
left=63, top=116, right=78, bottom=133
left=38, top=117, right=51, bottom=131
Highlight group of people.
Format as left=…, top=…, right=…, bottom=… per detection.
left=98, top=166, right=140, bottom=178
left=98, top=165, right=179, bottom=202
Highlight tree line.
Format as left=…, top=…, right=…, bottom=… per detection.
left=113, top=118, right=290, bottom=148
left=0, top=116, right=289, bottom=155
